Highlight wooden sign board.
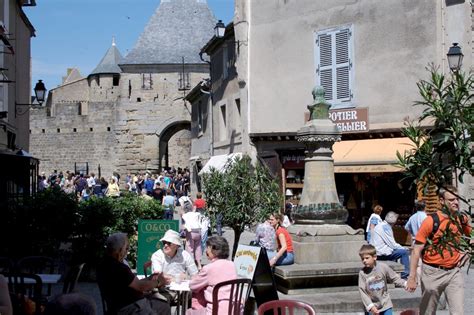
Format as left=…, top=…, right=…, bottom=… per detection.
left=234, top=244, right=279, bottom=307
left=137, top=219, right=179, bottom=276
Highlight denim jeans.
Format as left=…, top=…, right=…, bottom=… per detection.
left=378, top=248, right=410, bottom=278
left=200, top=228, right=208, bottom=254
left=275, top=251, right=294, bottom=266
left=365, top=307, right=392, bottom=315
left=216, top=213, right=223, bottom=236
left=163, top=209, right=173, bottom=220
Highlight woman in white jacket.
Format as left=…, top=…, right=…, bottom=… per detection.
left=182, top=209, right=203, bottom=270
left=365, top=204, right=383, bottom=243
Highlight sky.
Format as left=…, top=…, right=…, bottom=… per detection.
left=23, top=0, right=234, bottom=92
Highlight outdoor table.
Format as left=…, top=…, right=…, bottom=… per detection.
left=169, top=280, right=191, bottom=315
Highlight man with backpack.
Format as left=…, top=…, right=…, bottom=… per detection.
left=407, top=186, right=472, bottom=314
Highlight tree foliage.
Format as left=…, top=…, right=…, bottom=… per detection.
left=398, top=66, right=473, bottom=191
left=398, top=66, right=473, bottom=255
left=201, top=155, right=282, bottom=258
left=1, top=189, right=162, bottom=276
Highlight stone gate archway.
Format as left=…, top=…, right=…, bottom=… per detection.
left=156, top=119, right=191, bottom=171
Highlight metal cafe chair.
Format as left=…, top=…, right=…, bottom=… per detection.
left=62, top=263, right=85, bottom=294
left=258, top=299, right=316, bottom=315
left=18, top=256, right=56, bottom=296
left=4, top=272, right=44, bottom=315
left=212, top=278, right=252, bottom=315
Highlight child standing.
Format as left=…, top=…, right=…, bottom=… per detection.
left=358, top=244, right=406, bottom=315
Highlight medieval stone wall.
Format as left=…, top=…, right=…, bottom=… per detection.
left=29, top=100, right=117, bottom=177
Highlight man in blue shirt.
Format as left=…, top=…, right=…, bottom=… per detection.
left=404, top=200, right=427, bottom=244
left=144, top=175, right=155, bottom=196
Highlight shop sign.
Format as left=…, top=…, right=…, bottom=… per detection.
left=329, top=107, right=369, bottom=133
left=304, top=107, right=369, bottom=134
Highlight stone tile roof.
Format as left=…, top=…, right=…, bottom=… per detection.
left=122, top=0, right=216, bottom=65
left=90, top=41, right=124, bottom=76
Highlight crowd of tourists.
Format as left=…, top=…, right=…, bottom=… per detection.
left=36, top=167, right=192, bottom=202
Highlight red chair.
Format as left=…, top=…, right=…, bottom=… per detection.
left=258, top=299, right=316, bottom=315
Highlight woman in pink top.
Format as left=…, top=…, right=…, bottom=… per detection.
left=186, top=236, right=237, bottom=315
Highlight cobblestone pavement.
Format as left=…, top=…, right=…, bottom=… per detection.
left=54, top=226, right=474, bottom=314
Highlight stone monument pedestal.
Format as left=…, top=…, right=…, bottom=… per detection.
left=289, top=224, right=366, bottom=264
left=272, top=224, right=377, bottom=294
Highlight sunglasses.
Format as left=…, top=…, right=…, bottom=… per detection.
left=162, top=241, right=173, bottom=246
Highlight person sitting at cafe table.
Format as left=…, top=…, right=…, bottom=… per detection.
left=151, top=230, right=199, bottom=302
left=187, top=236, right=238, bottom=315
left=97, top=232, right=171, bottom=315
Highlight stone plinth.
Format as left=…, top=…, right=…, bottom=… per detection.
left=288, top=224, right=365, bottom=264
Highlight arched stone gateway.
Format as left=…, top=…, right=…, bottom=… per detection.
left=157, top=120, right=191, bottom=170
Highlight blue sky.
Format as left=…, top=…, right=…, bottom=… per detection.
left=24, top=0, right=234, bottom=91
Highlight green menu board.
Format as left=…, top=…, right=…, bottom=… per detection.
left=137, top=219, right=179, bottom=276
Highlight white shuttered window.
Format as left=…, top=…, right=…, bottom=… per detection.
left=315, top=26, right=353, bottom=106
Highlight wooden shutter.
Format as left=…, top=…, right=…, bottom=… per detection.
left=335, top=29, right=351, bottom=101
left=316, top=26, right=352, bottom=105
left=318, top=33, right=333, bottom=101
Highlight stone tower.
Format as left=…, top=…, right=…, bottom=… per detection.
left=89, top=38, right=123, bottom=103
left=115, top=0, right=216, bottom=175
left=29, top=0, right=216, bottom=178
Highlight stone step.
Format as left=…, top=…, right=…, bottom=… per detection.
left=284, top=287, right=421, bottom=313
left=274, top=261, right=404, bottom=294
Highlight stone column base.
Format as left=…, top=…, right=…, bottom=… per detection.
left=288, top=224, right=365, bottom=264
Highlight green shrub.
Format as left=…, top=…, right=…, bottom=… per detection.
left=72, top=194, right=163, bottom=269
left=1, top=187, right=78, bottom=258
left=1, top=189, right=163, bottom=272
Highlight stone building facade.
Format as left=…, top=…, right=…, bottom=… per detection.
left=29, top=0, right=216, bottom=178
left=189, top=0, right=473, bottom=222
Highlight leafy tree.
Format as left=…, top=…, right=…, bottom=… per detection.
left=201, top=155, right=282, bottom=258
left=398, top=66, right=473, bottom=254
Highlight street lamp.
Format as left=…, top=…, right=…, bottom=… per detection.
left=15, top=79, right=47, bottom=116
left=214, top=20, right=225, bottom=38
left=33, top=80, right=46, bottom=105
left=447, top=43, right=463, bottom=72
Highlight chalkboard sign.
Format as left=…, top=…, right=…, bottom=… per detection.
left=137, top=219, right=179, bottom=276
left=234, top=244, right=279, bottom=307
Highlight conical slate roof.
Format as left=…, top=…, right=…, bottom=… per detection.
left=90, top=40, right=124, bottom=76
left=122, top=0, right=216, bottom=65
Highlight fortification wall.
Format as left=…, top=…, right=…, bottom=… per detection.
left=29, top=101, right=116, bottom=177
